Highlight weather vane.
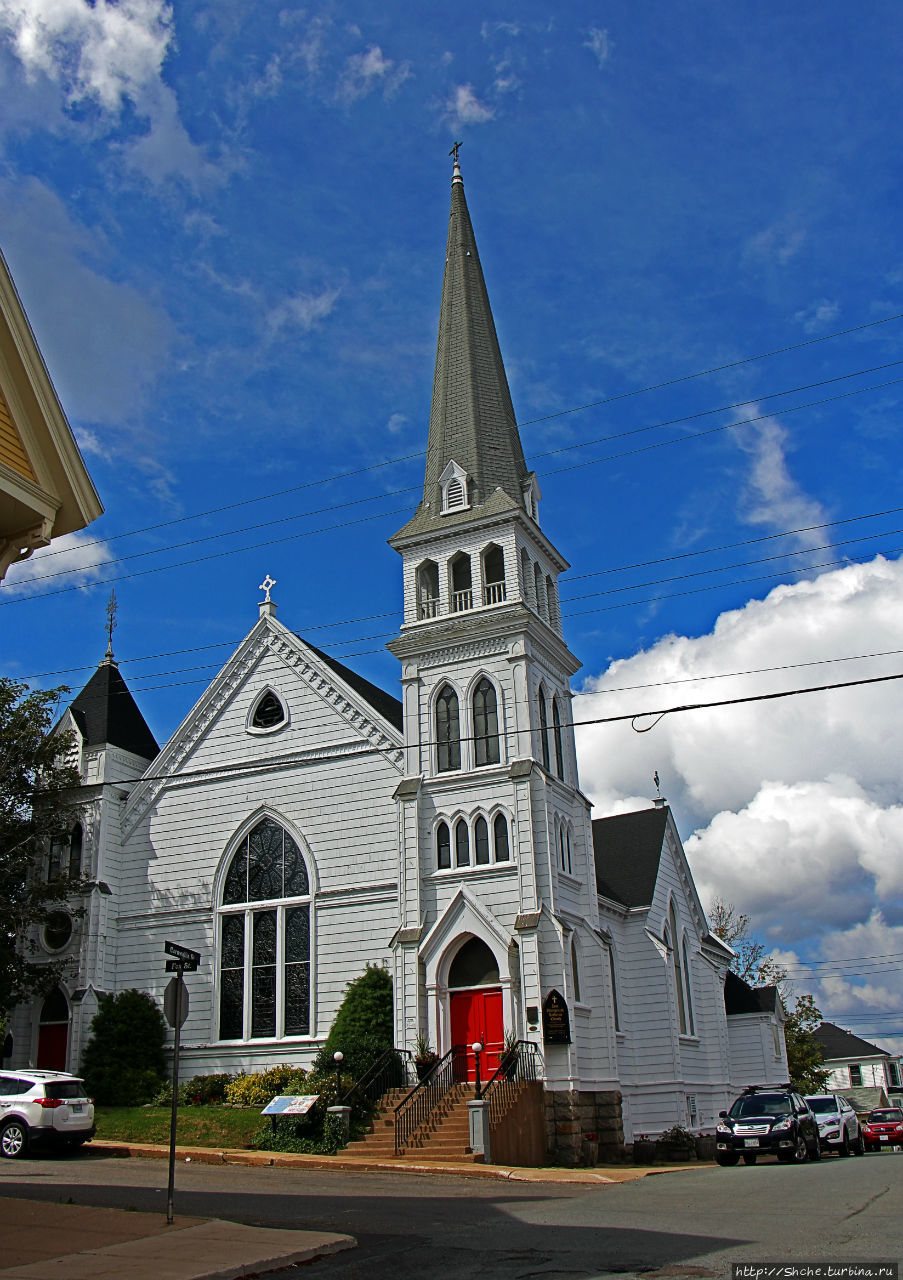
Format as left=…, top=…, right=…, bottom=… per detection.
left=105, top=589, right=118, bottom=659
left=449, top=140, right=462, bottom=165
left=259, top=573, right=276, bottom=603
left=654, top=770, right=661, bottom=798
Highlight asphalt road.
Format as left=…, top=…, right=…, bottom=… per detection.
left=1, top=1150, right=900, bottom=1279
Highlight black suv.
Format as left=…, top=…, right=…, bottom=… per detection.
left=716, top=1086, right=821, bottom=1165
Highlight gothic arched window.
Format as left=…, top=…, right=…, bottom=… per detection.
left=455, top=818, right=470, bottom=867
left=493, top=814, right=510, bottom=861
left=473, top=678, right=500, bottom=766
left=436, top=684, right=461, bottom=772
left=552, top=698, right=564, bottom=777
left=474, top=815, right=490, bottom=864
left=219, top=817, right=312, bottom=1042
left=668, top=901, right=688, bottom=1036
left=436, top=821, right=451, bottom=870
left=537, top=687, right=550, bottom=771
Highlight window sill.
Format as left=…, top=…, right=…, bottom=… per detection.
left=678, top=1034, right=700, bottom=1044
left=558, top=871, right=582, bottom=889
left=431, top=862, right=516, bottom=880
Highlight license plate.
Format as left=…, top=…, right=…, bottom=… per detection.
left=880, top=1135, right=889, bottom=1141
left=70, top=1104, right=83, bottom=1113
left=744, top=1139, right=759, bottom=1148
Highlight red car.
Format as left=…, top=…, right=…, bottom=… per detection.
left=861, top=1107, right=903, bottom=1152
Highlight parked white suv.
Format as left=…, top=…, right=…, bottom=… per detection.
left=804, top=1092, right=864, bottom=1156
left=0, top=1070, right=95, bottom=1159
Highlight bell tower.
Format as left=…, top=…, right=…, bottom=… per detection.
left=388, top=153, right=619, bottom=1094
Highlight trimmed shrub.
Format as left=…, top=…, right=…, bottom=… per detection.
left=153, top=1072, right=236, bottom=1107
left=313, top=964, right=393, bottom=1081
left=81, top=989, right=167, bottom=1106
left=224, top=1064, right=310, bottom=1108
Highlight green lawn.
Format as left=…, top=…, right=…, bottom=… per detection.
left=95, top=1106, right=263, bottom=1149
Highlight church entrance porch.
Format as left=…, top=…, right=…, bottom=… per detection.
left=36, top=988, right=70, bottom=1071
left=450, top=987, right=504, bottom=1080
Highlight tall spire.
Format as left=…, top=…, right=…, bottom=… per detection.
left=421, top=150, right=529, bottom=514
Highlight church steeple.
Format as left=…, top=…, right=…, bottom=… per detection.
left=413, top=150, right=532, bottom=528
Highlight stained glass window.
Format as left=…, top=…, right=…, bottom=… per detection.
left=473, top=678, right=500, bottom=766
left=252, top=691, right=285, bottom=729
left=436, top=685, right=461, bottom=772
left=218, top=818, right=312, bottom=1041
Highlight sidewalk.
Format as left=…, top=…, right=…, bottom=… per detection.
left=85, top=1137, right=705, bottom=1183
left=0, top=1196, right=355, bottom=1280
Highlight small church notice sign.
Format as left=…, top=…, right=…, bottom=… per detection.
left=542, top=989, right=571, bottom=1045
left=261, top=1095, right=319, bottom=1116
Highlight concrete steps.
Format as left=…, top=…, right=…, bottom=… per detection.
left=343, top=1082, right=482, bottom=1163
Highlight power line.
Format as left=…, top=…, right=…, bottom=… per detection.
left=7, top=369, right=903, bottom=605
left=29, top=310, right=903, bottom=566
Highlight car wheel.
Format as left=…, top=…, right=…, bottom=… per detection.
left=839, top=1132, right=850, bottom=1157
left=809, top=1136, right=821, bottom=1161
left=853, top=1132, right=865, bottom=1156
left=778, top=1135, right=807, bottom=1164
left=716, top=1153, right=739, bottom=1166
left=742, top=1153, right=757, bottom=1165
left=0, top=1119, right=29, bottom=1160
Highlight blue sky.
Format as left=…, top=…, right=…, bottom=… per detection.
left=2, top=1, right=903, bottom=1055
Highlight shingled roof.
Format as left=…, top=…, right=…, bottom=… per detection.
left=392, top=157, right=530, bottom=544
left=303, top=640, right=403, bottom=733
left=813, top=1022, right=894, bottom=1061
left=591, top=805, right=668, bottom=907
left=67, top=660, right=159, bottom=761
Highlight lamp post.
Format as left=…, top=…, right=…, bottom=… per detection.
left=471, top=1041, right=484, bottom=1099
left=333, top=1050, right=344, bottom=1103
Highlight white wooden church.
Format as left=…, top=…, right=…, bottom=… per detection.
left=11, top=157, right=788, bottom=1159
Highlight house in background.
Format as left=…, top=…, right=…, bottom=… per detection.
left=0, top=248, right=102, bottom=582
left=814, top=1022, right=902, bottom=1110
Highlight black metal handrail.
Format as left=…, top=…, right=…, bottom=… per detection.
left=342, top=1048, right=414, bottom=1111
left=482, top=1040, right=542, bottom=1129
left=394, top=1043, right=467, bottom=1154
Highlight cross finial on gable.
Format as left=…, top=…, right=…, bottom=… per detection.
left=259, top=573, right=276, bottom=603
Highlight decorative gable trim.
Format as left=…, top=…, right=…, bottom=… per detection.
left=419, top=885, right=511, bottom=989
left=123, top=617, right=404, bottom=837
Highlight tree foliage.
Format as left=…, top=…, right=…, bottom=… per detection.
left=80, top=988, right=168, bottom=1105
left=709, top=898, right=829, bottom=1093
left=314, top=963, right=394, bottom=1080
left=0, top=677, right=85, bottom=1014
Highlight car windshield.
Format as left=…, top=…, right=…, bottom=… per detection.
left=868, top=1109, right=903, bottom=1123
left=805, top=1097, right=838, bottom=1114
left=729, top=1094, right=791, bottom=1119
left=44, top=1081, right=87, bottom=1100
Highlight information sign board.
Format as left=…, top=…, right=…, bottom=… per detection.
left=261, top=1095, right=320, bottom=1117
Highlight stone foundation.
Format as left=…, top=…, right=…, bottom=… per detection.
left=544, top=1089, right=624, bottom=1166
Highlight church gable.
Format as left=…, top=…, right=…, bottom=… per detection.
left=124, top=615, right=403, bottom=838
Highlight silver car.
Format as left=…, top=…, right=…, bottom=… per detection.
left=804, top=1092, right=864, bottom=1156
left=0, top=1070, right=95, bottom=1159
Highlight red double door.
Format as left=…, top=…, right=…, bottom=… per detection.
left=449, top=987, right=504, bottom=1082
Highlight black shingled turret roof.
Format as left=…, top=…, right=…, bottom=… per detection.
left=304, top=640, right=403, bottom=733
left=67, top=661, right=159, bottom=761
left=591, top=805, right=668, bottom=907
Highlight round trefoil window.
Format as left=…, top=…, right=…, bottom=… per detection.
left=43, top=912, right=73, bottom=952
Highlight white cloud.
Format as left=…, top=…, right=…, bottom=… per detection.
left=574, top=555, right=903, bottom=946
left=445, top=83, right=494, bottom=126
left=583, top=27, right=612, bottom=69
left=732, top=407, right=827, bottom=545
left=745, top=220, right=807, bottom=266
left=337, top=43, right=410, bottom=103
left=3, top=529, right=113, bottom=592
left=794, top=299, right=841, bottom=334
left=0, top=175, right=174, bottom=426
left=386, top=412, right=407, bottom=436
left=265, top=286, right=341, bottom=337
left=0, top=0, right=220, bottom=187
left=0, top=0, right=172, bottom=112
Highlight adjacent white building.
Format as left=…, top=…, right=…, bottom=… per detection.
left=9, top=158, right=787, bottom=1158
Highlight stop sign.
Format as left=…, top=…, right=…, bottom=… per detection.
left=163, top=976, right=189, bottom=1028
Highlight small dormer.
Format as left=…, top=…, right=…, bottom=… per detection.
left=439, top=460, right=471, bottom=514
left=522, top=473, right=541, bottom=523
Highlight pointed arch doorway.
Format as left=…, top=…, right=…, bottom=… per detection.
left=36, top=987, right=70, bottom=1071
left=447, top=937, right=504, bottom=1081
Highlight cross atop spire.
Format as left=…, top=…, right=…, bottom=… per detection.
left=103, top=588, right=118, bottom=663
left=449, top=140, right=462, bottom=175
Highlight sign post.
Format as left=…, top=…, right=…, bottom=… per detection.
left=162, top=942, right=200, bottom=1225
